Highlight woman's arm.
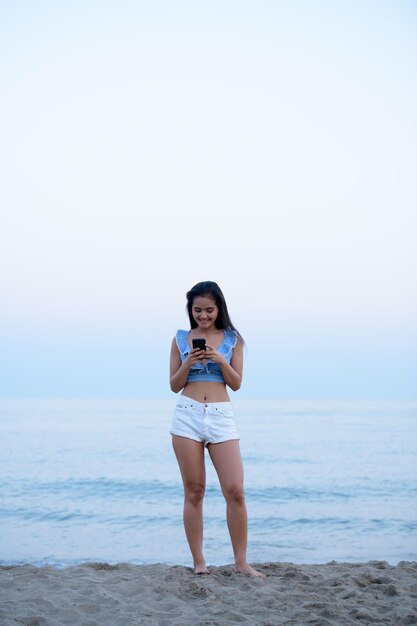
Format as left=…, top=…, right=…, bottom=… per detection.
left=204, top=338, right=243, bottom=391
left=169, top=337, right=188, bottom=392
left=169, top=337, right=205, bottom=393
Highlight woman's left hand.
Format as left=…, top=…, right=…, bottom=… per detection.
left=204, top=344, right=227, bottom=365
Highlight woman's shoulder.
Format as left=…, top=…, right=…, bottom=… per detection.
left=224, top=328, right=238, bottom=343
left=221, top=328, right=238, bottom=354
left=175, top=329, right=189, bottom=353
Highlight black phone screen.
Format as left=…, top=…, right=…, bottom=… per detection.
left=192, top=338, right=207, bottom=350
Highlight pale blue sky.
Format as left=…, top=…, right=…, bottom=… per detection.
left=1, top=0, right=416, bottom=399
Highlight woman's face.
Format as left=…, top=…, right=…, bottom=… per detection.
left=192, top=295, right=218, bottom=330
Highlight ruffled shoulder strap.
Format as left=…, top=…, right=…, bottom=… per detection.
left=219, top=329, right=238, bottom=357
left=175, top=329, right=189, bottom=355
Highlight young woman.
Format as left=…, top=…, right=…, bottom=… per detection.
left=169, top=280, right=264, bottom=577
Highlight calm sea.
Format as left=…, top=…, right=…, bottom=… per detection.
left=0, top=399, right=416, bottom=567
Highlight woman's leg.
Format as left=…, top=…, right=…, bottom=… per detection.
left=208, top=440, right=265, bottom=577
left=172, top=435, right=208, bottom=574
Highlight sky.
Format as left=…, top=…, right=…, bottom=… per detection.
left=1, top=0, right=416, bottom=400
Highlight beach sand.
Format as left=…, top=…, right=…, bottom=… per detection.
left=1, top=560, right=416, bottom=625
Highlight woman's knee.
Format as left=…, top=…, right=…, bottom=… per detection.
left=184, top=482, right=205, bottom=506
left=223, top=483, right=245, bottom=505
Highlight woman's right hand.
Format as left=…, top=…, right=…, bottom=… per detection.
left=185, top=348, right=206, bottom=367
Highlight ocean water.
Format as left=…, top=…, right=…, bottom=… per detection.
left=0, top=399, right=416, bottom=568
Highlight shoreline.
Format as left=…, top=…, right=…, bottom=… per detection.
left=1, top=560, right=416, bottom=625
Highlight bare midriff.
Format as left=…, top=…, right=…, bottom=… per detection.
left=182, top=382, right=230, bottom=403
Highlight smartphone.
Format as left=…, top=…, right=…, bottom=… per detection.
left=192, top=338, right=207, bottom=351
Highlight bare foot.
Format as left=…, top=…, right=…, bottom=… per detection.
left=194, top=561, right=209, bottom=575
left=235, top=563, right=266, bottom=578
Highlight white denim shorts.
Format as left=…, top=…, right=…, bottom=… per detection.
left=170, top=395, right=239, bottom=447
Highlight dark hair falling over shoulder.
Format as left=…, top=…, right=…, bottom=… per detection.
left=186, top=281, right=245, bottom=345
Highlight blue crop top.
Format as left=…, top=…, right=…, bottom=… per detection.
left=176, top=329, right=238, bottom=384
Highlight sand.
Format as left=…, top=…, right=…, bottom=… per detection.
left=1, top=560, right=416, bottom=625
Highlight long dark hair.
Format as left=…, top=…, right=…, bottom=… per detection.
left=186, top=281, right=244, bottom=344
